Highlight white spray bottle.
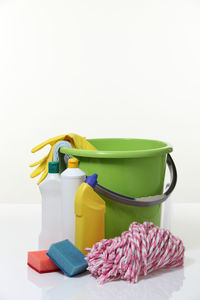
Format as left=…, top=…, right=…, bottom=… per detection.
left=61, top=158, right=86, bottom=243
left=39, top=162, right=62, bottom=249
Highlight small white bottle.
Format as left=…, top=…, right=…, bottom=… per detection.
left=61, top=158, right=86, bottom=243
left=39, top=162, right=62, bottom=249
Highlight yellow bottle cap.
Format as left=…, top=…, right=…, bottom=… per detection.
left=68, top=158, right=78, bottom=168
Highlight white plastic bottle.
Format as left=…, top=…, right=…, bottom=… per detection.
left=39, top=162, right=62, bottom=249
left=61, top=158, right=86, bottom=243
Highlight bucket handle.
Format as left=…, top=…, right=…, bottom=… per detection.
left=94, top=154, right=177, bottom=207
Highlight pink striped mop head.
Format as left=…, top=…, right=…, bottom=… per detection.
left=85, top=222, right=184, bottom=284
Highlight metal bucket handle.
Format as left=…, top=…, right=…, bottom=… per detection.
left=94, top=154, right=177, bottom=207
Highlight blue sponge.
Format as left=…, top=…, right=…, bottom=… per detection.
left=47, top=240, right=88, bottom=277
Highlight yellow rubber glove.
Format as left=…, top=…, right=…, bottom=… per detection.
left=31, top=135, right=66, bottom=153
left=30, top=133, right=96, bottom=185
left=65, top=133, right=97, bottom=150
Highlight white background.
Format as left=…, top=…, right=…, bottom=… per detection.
left=0, top=0, right=200, bottom=204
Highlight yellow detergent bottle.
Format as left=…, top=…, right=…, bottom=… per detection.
left=75, top=174, right=105, bottom=254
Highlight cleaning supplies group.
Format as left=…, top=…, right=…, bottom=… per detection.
left=28, top=134, right=184, bottom=284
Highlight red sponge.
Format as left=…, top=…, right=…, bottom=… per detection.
left=27, top=250, right=59, bottom=273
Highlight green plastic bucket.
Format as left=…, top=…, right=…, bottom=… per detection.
left=60, top=138, right=174, bottom=239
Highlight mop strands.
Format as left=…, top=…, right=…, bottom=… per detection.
left=86, top=222, right=184, bottom=284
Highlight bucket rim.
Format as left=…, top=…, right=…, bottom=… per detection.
left=60, top=138, right=173, bottom=159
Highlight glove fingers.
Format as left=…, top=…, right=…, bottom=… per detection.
left=31, top=135, right=66, bottom=153
left=48, top=144, right=55, bottom=162
left=29, top=154, right=48, bottom=167
left=33, top=142, right=58, bottom=184
left=37, top=169, right=48, bottom=185
left=30, top=159, right=46, bottom=178
left=36, top=144, right=56, bottom=183
left=36, top=145, right=57, bottom=183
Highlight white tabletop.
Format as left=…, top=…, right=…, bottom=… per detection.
left=0, top=203, right=200, bottom=300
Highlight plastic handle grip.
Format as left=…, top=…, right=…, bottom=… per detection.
left=94, top=154, right=177, bottom=207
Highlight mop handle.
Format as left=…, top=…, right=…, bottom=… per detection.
left=94, top=154, right=177, bottom=207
